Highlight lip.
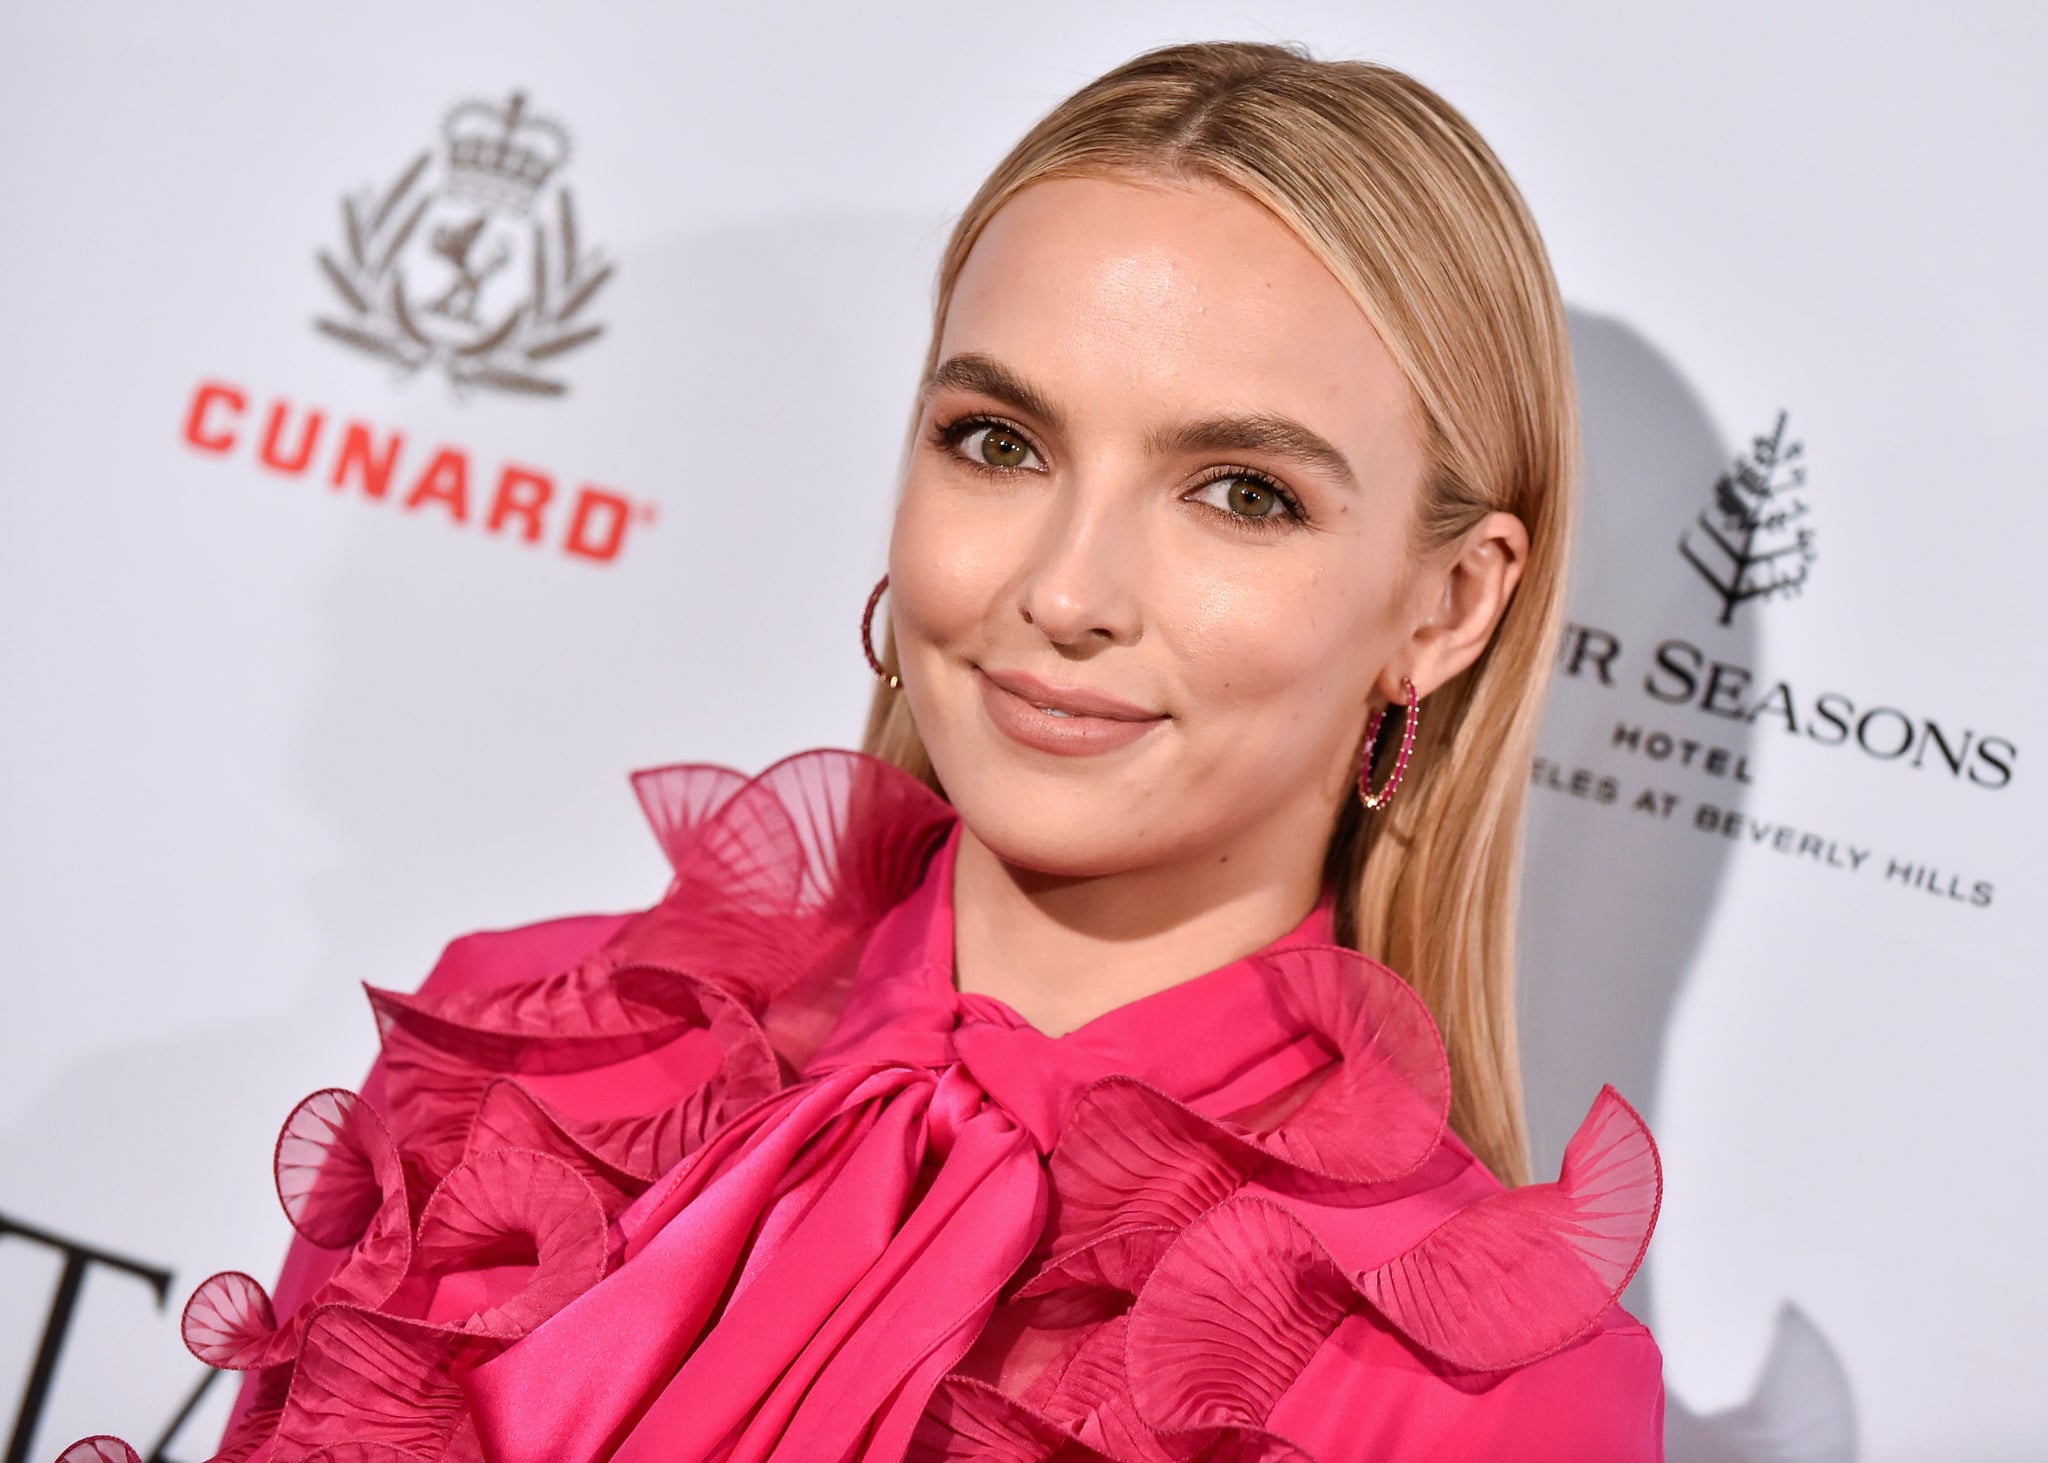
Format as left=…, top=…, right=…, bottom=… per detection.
left=980, top=667, right=1160, bottom=721
left=976, top=666, right=1167, bottom=757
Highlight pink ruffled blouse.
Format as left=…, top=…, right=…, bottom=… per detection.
left=68, top=748, right=1664, bottom=1463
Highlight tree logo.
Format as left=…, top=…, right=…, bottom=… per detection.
left=314, top=92, right=613, bottom=398
left=1678, top=410, right=1816, bottom=624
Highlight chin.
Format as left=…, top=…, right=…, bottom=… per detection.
left=959, top=811, right=1156, bottom=881
left=942, top=773, right=1172, bottom=880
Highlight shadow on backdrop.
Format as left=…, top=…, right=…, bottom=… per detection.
left=1518, top=309, right=1856, bottom=1462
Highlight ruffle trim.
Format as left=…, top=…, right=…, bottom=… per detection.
left=911, top=1028, right=1657, bottom=1460
left=64, top=747, right=1658, bottom=1463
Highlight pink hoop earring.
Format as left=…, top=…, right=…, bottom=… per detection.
left=1356, top=676, right=1420, bottom=811
left=861, top=574, right=901, bottom=690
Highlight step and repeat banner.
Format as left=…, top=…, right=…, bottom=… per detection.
left=2, top=4, right=2039, bottom=1460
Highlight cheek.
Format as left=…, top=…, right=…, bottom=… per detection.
left=1168, top=555, right=1388, bottom=728
left=886, top=473, right=1011, bottom=653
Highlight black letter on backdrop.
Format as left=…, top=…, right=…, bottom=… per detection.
left=2, top=1210, right=174, bottom=1463
left=146, top=1368, right=228, bottom=1463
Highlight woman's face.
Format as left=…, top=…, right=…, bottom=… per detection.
left=888, top=171, right=1449, bottom=881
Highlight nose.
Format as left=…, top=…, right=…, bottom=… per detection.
left=1015, top=473, right=1145, bottom=651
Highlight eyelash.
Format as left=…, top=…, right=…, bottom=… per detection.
left=927, top=412, right=1308, bottom=535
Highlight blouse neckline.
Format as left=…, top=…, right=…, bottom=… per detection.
left=808, top=814, right=1341, bottom=1120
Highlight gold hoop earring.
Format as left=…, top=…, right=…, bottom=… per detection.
left=1356, top=676, right=1419, bottom=811
left=861, top=574, right=901, bottom=690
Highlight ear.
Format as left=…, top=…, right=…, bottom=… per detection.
left=1380, top=511, right=1530, bottom=704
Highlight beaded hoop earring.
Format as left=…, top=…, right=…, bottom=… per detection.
left=1356, top=676, right=1420, bottom=811
left=861, top=574, right=901, bottom=690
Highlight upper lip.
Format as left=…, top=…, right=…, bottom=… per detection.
left=979, top=667, right=1165, bottom=722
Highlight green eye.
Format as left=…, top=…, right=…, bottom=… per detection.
left=1224, top=479, right=1278, bottom=516
left=1186, top=472, right=1302, bottom=532
left=937, top=417, right=1042, bottom=472
left=976, top=426, right=1032, bottom=468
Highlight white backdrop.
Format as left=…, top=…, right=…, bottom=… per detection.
left=2, top=4, right=2041, bottom=1459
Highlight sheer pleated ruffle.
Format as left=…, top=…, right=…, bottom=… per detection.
left=64, top=748, right=1658, bottom=1463
left=909, top=974, right=1658, bottom=1460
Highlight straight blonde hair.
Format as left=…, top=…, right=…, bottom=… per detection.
left=862, top=41, right=1578, bottom=1187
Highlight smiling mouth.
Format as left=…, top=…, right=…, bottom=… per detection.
left=976, top=666, right=1163, bottom=722
left=975, top=667, right=1166, bottom=757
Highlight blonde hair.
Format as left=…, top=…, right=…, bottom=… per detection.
left=862, top=40, right=1577, bottom=1187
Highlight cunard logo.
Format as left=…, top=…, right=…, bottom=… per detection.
left=315, top=91, right=613, bottom=398
left=1678, top=411, right=1816, bottom=624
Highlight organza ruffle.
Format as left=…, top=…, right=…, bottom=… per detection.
left=65, top=747, right=1658, bottom=1463
left=910, top=959, right=1658, bottom=1461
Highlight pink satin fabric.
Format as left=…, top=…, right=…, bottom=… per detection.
left=461, top=818, right=1357, bottom=1461
left=64, top=748, right=1664, bottom=1463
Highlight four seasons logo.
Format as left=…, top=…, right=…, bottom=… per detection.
left=1677, top=410, right=1817, bottom=623
left=315, top=91, right=613, bottom=397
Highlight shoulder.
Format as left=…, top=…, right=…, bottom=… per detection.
left=1059, top=943, right=1666, bottom=1459
left=405, top=746, right=957, bottom=1005
left=208, top=748, right=958, bottom=1446
left=415, top=912, right=639, bottom=998
left=1272, top=1303, right=1664, bottom=1462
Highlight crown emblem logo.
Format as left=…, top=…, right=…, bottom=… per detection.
left=443, top=92, right=569, bottom=214
left=314, top=90, right=613, bottom=398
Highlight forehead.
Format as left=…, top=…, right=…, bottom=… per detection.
left=939, top=172, right=1410, bottom=436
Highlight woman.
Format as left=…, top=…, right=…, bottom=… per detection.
left=70, top=38, right=1662, bottom=1463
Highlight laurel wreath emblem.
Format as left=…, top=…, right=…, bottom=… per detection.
left=315, top=150, right=613, bottom=397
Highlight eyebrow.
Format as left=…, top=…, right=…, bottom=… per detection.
left=1147, top=415, right=1359, bottom=493
left=923, top=351, right=1359, bottom=492
left=923, top=353, right=1067, bottom=434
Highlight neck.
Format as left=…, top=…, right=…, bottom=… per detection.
left=948, top=812, right=1332, bottom=1038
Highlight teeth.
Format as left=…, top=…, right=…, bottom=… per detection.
left=1036, top=706, right=1075, bottom=718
